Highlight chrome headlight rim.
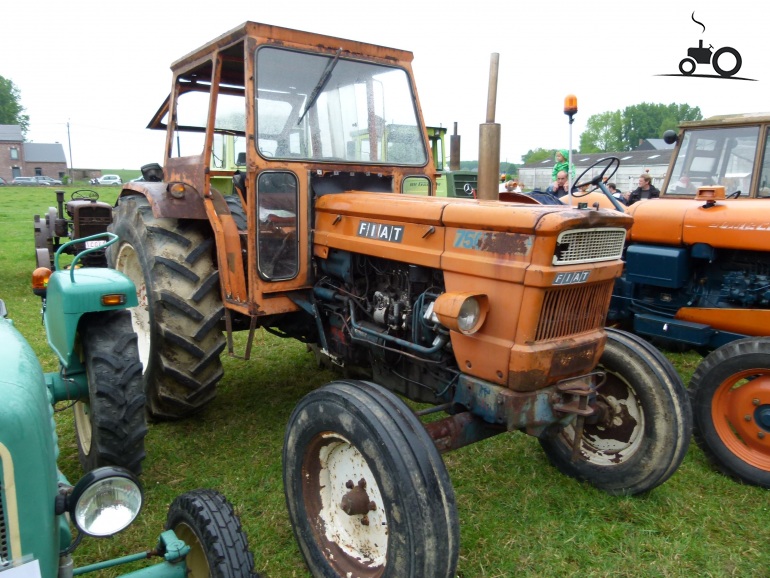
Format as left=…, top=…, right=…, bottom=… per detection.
left=69, top=466, right=143, bottom=537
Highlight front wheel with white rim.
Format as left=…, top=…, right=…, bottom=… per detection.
left=539, top=329, right=692, bottom=495
left=283, top=380, right=459, bottom=578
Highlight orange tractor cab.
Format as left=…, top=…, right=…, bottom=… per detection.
left=606, top=112, right=770, bottom=488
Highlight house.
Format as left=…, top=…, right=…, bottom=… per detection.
left=0, top=124, right=68, bottom=182
left=517, top=148, right=674, bottom=194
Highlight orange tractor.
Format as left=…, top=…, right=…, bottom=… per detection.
left=104, top=22, right=690, bottom=577
left=607, top=112, right=770, bottom=489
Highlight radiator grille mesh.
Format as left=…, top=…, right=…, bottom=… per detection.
left=535, top=280, right=614, bottom=341
left=553, top=228, right=626, bottom=265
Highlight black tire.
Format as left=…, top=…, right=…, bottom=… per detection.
left=166, top=489, right=258, bottom=578
left=73, top=310, right=147, bottom=475
left=108, top=195, right=225, bottom=420
left=224, top=194, right=247, bottom=231
left=690, top=337, right=770, bottom=487
left=679, top=57, right=696, bottom=75
left=539, top=328, right=692, bottom=495
left=712, top=46, right=742, bottom=77
left=284, top=380, right=459, bottom=578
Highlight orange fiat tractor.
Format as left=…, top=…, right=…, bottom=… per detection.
left=607, top=112, right=770, bottom=489
left=103, top=22, right=690, bottom=577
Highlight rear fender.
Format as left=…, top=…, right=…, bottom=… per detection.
left=120, top=180, right=208, bottom=220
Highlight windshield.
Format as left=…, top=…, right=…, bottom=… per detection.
left=664, top=126, right=759, bottom=196
left=255, top=47, right=427, bottom=165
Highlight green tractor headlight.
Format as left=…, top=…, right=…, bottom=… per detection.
left=69, top=467, right=143, bottom=537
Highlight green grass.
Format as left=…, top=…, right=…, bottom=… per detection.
left=2, top=186, right=769, bottom=577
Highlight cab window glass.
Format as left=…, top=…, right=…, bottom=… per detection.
left=665, top=126, right=758, bottom=196
left=256, top=46, right=427, bottom=165
left=257, top=171, right=299, bottom=280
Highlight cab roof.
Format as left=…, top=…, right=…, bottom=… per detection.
left=681, top=112, right=770, bottom=128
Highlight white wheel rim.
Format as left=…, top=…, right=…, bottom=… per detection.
left=316, top=433, right=388, bottom=569
left=73, top=402, right=92, bottom=455
left=568, top=372, right=645, bottom=465
left=115, top=243, right=151, bottom=371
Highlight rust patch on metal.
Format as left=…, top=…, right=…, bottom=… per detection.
left=476, top=231, right=534, bottom=256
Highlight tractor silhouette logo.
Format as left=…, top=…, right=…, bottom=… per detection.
left=658, top=13, right=755, bottom=81
left=679, top=39, right=740, bottom=77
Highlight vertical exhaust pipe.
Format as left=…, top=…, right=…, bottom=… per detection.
left=477, top=53, right=501, bottom=201
left=449, top=122, right=461, bottom=171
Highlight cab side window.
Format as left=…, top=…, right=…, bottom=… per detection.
left=257, top=171, right=298, bottom=280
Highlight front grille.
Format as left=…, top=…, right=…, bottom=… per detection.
left=553, top=228, right=626, bottom=265
left=452, top=174, right=478, bottom=198
left=73, top=206, right=112, bottom=239
left=535, top=280, right=614, bottom=341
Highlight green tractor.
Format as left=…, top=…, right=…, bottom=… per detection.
left=427, top=125, right=478, bottom=198
left=1, top=234, right=257, bottom=576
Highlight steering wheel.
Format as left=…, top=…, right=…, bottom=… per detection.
left=726, top=190, right=742, bottom=199
left=71, top=189, right=100, bottom=200
left=571, top=157, right=620, bottom=197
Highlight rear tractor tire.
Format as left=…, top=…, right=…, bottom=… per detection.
left=73, top=310, right=147, bottom=475
left=284, top=380, right=459, bottom=578
left=108, top=195, right=226, bottom=420
left=166, top=489, right=258, bottom=578
left=539, top=328, right=692, bottom=495
left=690, top=337, right=770, bottom=488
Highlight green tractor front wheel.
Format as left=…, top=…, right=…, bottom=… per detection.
left=73, top=310, right=147, bottom=475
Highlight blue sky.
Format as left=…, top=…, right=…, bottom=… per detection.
left=3, top=0, right=767, bottom=169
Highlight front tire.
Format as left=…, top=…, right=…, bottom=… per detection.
left=284, top=380, right=459, bottom=578
left=166, top=489, right=258, bottom=578
left=108, top=195, right=225, bottom=419
left=73, top=310, right=147, bottom=475
left=690, top=337, right=770, bottom=487
left=539, top=329, right=692, bottom=495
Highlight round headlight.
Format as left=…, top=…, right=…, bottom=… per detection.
left=457, top=298, right=481, bottom=333
left=70, top=467, right=143, bottom=537
left=432, top=292, right=489, bottom=335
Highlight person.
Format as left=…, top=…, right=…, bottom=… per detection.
left=545, top=170, right=570, bottom=196
left=504, top=180, right=522, bottom=193
left=607, top=182, right=623, bottom=200
left=551, top=149, right=575, bottom=182
left=672, top=174, right=693, bottom=194
left=499, top=173, right=509, bottom=192
left=624, top=173, right=660, bottom=205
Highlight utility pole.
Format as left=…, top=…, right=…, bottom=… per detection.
left=67, top=121, right=74, bottom=183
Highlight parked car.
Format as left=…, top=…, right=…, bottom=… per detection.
left=96, top=174, right=122, bottom=186
left=32, top=175, right=63, bottom=185
left=12, top=176, right=42, bottom=186
left=0, top=176, right=6, bottom=185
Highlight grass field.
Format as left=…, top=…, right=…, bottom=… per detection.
left=2, top=186, right=769, bottom=577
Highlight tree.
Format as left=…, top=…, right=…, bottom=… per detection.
left=500, top=161, right=518, bottom=176
left=580, top=103, right=702, bottom=152
left=521, top=148, right=557, bottom=164
left=0, top=76, right=29, bottom=137
left=579, top=111, right=623, bottom=153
